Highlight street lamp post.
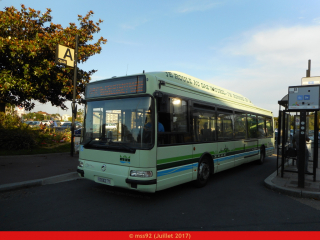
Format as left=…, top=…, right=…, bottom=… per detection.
left=71, top=35, right=78, bottom=157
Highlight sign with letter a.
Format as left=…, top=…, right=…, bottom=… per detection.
left=55, top=44, right=75, bottom=67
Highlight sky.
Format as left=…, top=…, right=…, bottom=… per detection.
left=3, top=0, right=320, bottom=117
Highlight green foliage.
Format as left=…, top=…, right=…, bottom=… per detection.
left=38, top=129, right=71, bottom=147
left=0, top=112, right=24, bottom=128
left=0, top=128, right=38, bottom=150
left=0, top=113, right=71, bottom=150
left=0, top=5, right=107, bottom=111
left=23, top=112, right=45, bottom=121
left=76, top=108, right=84, bottom=122
left=0, top=143, right=71, bottom=156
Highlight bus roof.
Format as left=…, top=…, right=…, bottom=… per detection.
left=146, top=71, right=254, bottom=106
left=88, top=71, right=272, bottom=114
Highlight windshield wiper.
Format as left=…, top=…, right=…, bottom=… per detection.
left=83, top=137, right=112, bottom=148
left=117, top=143, right=136, bottom=152
left=83, top=138, right=96, bottom=148
left=108, top=142, right=136, bottom=153
left=99, top=137, right=113, bottom=142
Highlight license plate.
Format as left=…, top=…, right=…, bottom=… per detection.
left=97, top=177, right=111, bottom=185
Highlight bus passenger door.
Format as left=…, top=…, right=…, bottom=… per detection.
left=216, top=111, right=235, bottom=171
left=216, top=141, right=235, bottom=171
left=234, top=140, right=246, bottom=166
left=243, top=140, right=259, bottom=163
left=156, top=97, right=194, bottom=190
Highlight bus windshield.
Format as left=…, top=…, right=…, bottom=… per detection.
left=82, top=96, right=154, bottom=152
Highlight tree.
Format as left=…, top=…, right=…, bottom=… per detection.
left=22, top=112, right=35, bottom=120
left=274, top=117, right=278, bottom=129
left=0, top=5, right=107, bottom=112
left=76, top=108, right=84, bottom=122
left=51, top=113, right=61, bottom=119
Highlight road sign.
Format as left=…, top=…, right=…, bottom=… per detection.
left=288, top=85, right=320, bottom=110
left=55, top=44, right=75, bottom=67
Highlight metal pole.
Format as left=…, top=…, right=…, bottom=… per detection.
left=281, top=111, right=286, bottom=178
left=314, top=111, right=318, bottom=181
left=298, top=110, right=306, bottom=188
left=71, top=34, right=78, bottom=157
left=277, top=110, right=281, bottom=176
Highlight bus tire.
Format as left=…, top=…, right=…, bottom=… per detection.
left=195, top=157, right=211, bottom=188
left=258, top=147, right=265, bottom=165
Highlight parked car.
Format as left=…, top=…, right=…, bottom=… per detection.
left=308, top=131, right=320, bottom=142
left=74, top=127, right=82, bottom=136
left=28, top=121, right=41, bottom=128
left=41, top=120, right=52, bottom=126
left=60, top=121, right=71, bottom=126
left=60, top=122, right=82, bottom=129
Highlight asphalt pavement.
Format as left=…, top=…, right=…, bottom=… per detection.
left=0, top=151, right=319, bottom=199
left=0, top=152, right=79, bottom=192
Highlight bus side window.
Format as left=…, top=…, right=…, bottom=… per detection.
left=247, top=114, right=258, bottom=138
left=217, top=108, right=234, bottom=141
left=234, top=112, right=247, bottom=139
left=171, top=98, right=188, bottom=132
left=158, top=112, right=170, bottom=132
left=192, top=107, right=216, bottom=142
left=258, top=116, right=266, bottom=138
left=266, top=117, right=273, bottom=138
left=158, top=97, right=191, bottom=145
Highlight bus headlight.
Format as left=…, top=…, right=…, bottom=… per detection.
left=130, top=170, right=153, bottom=178
left=78, top=160, right=84, bottom=168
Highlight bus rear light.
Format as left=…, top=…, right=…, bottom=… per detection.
left=130, top=170, right=153, bottom=178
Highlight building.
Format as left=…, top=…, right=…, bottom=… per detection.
left=62, top=114, right=71, bottom=121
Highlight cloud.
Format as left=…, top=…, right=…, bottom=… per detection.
left=177, top=0, right=221, bottom=13
left=229, top=26, right=320, bottom=66
left=209, top=25, right=320, bottom=116
left=112, top=40, right=140, bottom=46
left=313, top=17, right=320, bottom=24
left=120, top=18, right=149, bottom=30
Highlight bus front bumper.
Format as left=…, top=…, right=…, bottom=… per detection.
left=77, top=164, right=157, bottom=193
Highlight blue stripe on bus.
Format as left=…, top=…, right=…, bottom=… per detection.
left=157, top=164, right=194, bottom=177
left=214, top=150, right=259, bottom=163
left=157, top=148, right=266, bottom=178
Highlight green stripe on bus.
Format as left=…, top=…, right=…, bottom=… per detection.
left=157, top=154, right=194, bottom=165
left=157, top=158, right=199, bottom=170
left=157, top=150, right=216, bottom=165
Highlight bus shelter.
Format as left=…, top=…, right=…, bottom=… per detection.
left=277, top=86, right=318, bottom=188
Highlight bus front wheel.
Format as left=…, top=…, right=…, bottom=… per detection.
left=195, top=157, right=210, bottom=187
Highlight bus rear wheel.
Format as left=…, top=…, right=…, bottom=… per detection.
left=195, top=157, right=210, bottom=187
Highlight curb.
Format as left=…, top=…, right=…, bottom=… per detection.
left=0, top=172, right=80, bottom=193
left=0, top=152, right=74, bottom=159
left=264, top=171, right=320, bottom=200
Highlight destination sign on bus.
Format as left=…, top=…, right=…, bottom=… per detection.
left=86, top=76, right=146, bottom=98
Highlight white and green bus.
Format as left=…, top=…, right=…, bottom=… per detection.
left=77, top=71, right=274, bottom=193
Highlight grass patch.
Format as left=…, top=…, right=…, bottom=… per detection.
left=0, top=142, right=72, bottom=156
